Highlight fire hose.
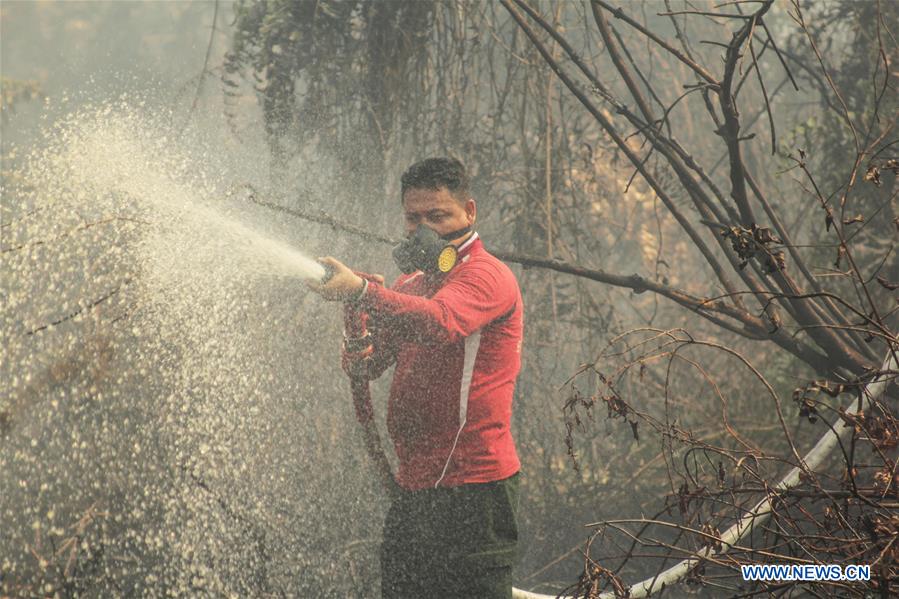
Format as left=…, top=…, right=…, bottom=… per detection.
left=341, top=276, right=396, bottom=495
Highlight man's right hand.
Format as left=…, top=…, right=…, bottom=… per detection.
left=307, top=256, right=366, bottom=301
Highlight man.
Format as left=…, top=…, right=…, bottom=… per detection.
left=311, top=157, right=523, bottom=598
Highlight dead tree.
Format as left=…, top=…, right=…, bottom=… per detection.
left=499, top=0, right=897, bottom=597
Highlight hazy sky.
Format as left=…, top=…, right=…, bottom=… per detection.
left=2, top=1, right=229, bottom=148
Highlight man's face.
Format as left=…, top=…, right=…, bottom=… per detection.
left=402, top=187, right=476, bottom=243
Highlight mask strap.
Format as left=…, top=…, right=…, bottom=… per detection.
left=440, top=225, right=471, bottom=241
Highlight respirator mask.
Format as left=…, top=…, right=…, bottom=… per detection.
left=392, top=224, right=470, bottom=274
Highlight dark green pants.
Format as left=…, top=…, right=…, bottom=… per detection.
left=380, top=473, right=520, bottom=599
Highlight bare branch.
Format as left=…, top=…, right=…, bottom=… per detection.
left=591, top=0, right=718, bottom=86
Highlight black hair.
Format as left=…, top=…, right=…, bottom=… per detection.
left=400, top=157, right=470, bottom=202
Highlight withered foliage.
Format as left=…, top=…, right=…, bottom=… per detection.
left=511, top=0, right=899, bottom=595
left=562, top=329, right=896, bottom=597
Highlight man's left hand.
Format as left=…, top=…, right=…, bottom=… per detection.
left=307, top=256, right=366, bottom=302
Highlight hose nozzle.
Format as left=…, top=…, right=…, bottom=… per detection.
left=318, top=262, right=336, bottom=284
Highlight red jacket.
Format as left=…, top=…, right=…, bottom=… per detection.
left=358, top=234, right=523, bottom=490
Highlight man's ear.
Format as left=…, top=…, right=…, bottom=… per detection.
left=466, top=198, right=477, bottom=224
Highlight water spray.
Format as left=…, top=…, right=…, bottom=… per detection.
left=2, top=103, right=403, bottom=596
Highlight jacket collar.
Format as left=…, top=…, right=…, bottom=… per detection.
left=456, top=231, right=481, bottom=262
